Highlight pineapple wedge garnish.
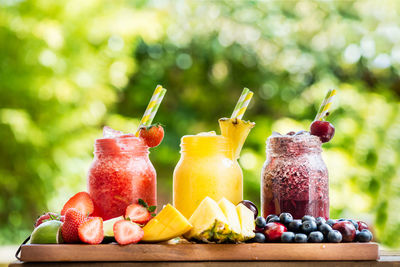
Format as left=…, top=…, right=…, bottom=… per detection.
left=218, top=198, right=242, bottom=242
left=219, top=118, right=255, bottom=159
left=142, top=204, right=192, bottom=242
left=184, top=197, right=232, bottom=243
left=236, top=203, right=256, bottom=241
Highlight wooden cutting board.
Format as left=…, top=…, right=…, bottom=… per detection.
left=20, top=243, right=379, bottom=262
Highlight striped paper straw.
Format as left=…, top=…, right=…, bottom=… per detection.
left=147, top=88, right=166, bottom=126
left=231, top=88, right=250, bottom=119
left=135, top=85, right=165, bottom=135
left=314, top=89, right=337, bottom=121
left=236, top=91, right=254, bottom=119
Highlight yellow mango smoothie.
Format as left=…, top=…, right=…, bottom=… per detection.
left=173, top=118, right=255, bottom=218
left=173, top=133, right=242, bottom=218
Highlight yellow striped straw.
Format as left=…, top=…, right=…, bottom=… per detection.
left=236, top=91, right=254, bottom=119
left=135, top=85, right=166, bottom=135
left=231, top=88, right=249, bottom=118
left=148, top=88, right=166, bottom=126
left=315, top=89, right=337, bottom=121
left=231, top=88, right=252, bottom=119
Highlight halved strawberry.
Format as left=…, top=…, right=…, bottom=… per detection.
left=139, top=124, right=164, bottom=147
left=125, top=203, right=151, bottom=224
left=113, top=220, right=144, bottom=245
left=61, top=208, right=87, bottom=243
left=35, top=212, right=61, bottom=228
left=78, top=217, right=104, bottom=244
left=61, top=192, right=94, bottom=216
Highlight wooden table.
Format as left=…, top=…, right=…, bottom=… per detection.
left=7, top=252, right=400, bottom=267
left=8, top=244, right=400, bottom=266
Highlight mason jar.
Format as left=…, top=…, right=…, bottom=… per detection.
left=261, top=133, right=329, bottom=219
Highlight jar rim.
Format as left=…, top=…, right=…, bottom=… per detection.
left=180, top=135, right=231, bottom=153
left=266, top=134, right=322, bottom=153
left=94, top=136, right=149, bottom=153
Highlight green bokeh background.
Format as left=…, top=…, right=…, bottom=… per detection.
left=1, top=0, right=400, bottom=248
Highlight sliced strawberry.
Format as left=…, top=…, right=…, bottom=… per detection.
left=61, top=208, right=87, bottom=243
left=78, top=217, right=104, bottom=244
left=125, top=203, right=151, bottom=224
left=35, top=212, right=61, bottom=228
left=113, top=220, right=144, bottom=245
left=61, top=192, right=94, bottom=216
left=139, top=124, right=164, bottom=147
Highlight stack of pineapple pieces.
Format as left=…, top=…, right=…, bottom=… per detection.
left=184, top=197, right=255, bottom=243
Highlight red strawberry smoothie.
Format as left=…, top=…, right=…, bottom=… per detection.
left=261, top=132, right=329, bottom=219
left=88, top=129, right=156, bottom=220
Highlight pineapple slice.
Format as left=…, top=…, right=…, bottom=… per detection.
left=218, top=198, right=241, bottom=242
left=142, top=204, right=192, bottom=242
left=219, top=118, right=255, bottom=159
left=236, top=203, right=256, bottom=241
left=184, top=197, right=232, bottom=243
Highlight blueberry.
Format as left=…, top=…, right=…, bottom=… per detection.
left=308, top=231, right=324, bottom=243
left=294, top=233, right=308, bottom=243
left=328, top=230, right=342, bottom=243
left=268, top=217, right=281, bottom=223
left=302, top=215, right=316, bottom=222
left=318, top=223, right=332, bottom=236
left=347, top=219, right=359, bottom=230
left=288, top=219, right=302, bottom=232
left=356, top=229, right=372, bottom=242
left=326, top=219, right=336, bottom=226
left=279, top=213, right=293, bottom=225
left=316, top=217, right=326, bottom=226
left=301, top=220, right=317, bottom=234
left=253, top=232, right=266, bottom=243
left=281, top=231, right=295, bottom=243
left=338, top=218, right=347, bottom=222
left=255, top=217, right=267, bottom=228
left=266, top=214, right=278, bottom=222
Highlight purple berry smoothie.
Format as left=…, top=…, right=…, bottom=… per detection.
left=261, top=132, right=329, bottom=219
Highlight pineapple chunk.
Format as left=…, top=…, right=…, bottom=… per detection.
left=236, top=203, right=255, bottom=241
left=103, top=216, right=124, bottom=237
left=218, top=198, right=241, bottom=242
left=142, top=204, right=192, bottom=242
left=219, top=118, right=255, bottom=159
left=184, top=197, right=232, bottom=243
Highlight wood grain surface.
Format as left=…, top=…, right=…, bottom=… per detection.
left=19, top=243, right=379, bottom=262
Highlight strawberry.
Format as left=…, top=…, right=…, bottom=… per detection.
left=61, top=208, right=87, bottom=243
left=139, top=124, right=164, bottom=147
left=125, top=204, right=152, bottom=225
left=78, top=217, right=104, bottom=244
left=113, top=220, right=144, bottom=245
left=61, top=192, right=94, bottom=216
left=35, top=212, right=61, bottom=228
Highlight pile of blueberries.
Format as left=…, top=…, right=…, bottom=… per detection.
left=252, top=213, right=373, bottom=243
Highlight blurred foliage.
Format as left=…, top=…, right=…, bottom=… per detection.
left=1, top=0, right=400, bottom=248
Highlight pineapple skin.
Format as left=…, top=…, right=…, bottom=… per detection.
left=218, top=198, right=242, bottom=242
left=184, top=197, right=233, bottom=243
left=219, top=118, right=255, bottom=159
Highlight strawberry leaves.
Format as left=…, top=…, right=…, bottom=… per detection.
left=138, top=198, right=157, bottom=217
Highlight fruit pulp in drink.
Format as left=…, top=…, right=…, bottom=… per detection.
left=173, top=134, right=243, bottom=218
left=88, top=133, right=156, bottom=220
left=261, top=132, right=329, bottom=219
